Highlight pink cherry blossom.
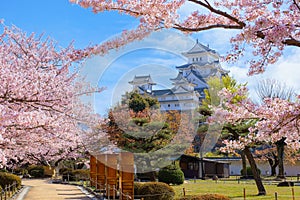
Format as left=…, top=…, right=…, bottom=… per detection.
left=211, top=86, right=300, bottom=153
left=71, top=0, right=300, bottom=75
left=0, top=23, right=105, bottom=166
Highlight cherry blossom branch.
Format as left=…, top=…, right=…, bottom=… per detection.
left=293, top=0, right=300, bottom=11
left=187, top=0, right=246, bottom=27
left=174, top=24, right=243, bottom=32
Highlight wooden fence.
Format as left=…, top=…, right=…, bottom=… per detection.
left=90, top=152, right=134, bottom=200
left=0, top=182, right=18, bottom=200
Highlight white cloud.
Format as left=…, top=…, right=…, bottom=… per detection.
left=225, top=48, right=300, bottom=102
left=81, top=24, right=300, bottom=116
left=82, top=30, right=195, bottom=115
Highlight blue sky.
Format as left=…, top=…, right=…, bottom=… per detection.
left=0, top=0, right=136, bottom=48
left=1, top=1, right=300, bottom=116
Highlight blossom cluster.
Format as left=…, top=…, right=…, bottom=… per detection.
left=0, top=24, right=104, bottom=166
left=71, top=0, right=300, bottom=75
left=210, top=86, right=300, bottom=153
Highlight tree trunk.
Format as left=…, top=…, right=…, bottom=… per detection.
left=241, top=150, right=247, bottom=177
left=269, top=159, right=279, bottom=176
left=276, top=138, right=286, bottom=179
left=244, top=147, right=266, bottom=195
left=267, top=153, right=279, bottom=176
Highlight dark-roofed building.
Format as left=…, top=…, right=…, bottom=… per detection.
left=179, top=154, right=230, bottom=179
left=128, top=40, right=229, bottom=111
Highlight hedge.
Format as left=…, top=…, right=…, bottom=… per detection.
left=0, top=172, right=22, bottom=188
left=27, top=165, right=45, bottom=178
left=158, top=164, right=184, bottom=185
left=137, top=182, right=175, bottom=200
left=73, top=169, right=89, bottom=180
left=134, top=182, right=143, bottom=196
left=60, top=168, right=89, bottom=181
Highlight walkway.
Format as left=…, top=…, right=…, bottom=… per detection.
left=16, top=179, right=95, bottom=200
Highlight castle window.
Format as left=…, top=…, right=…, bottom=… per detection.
left=168, top=104, right=170, bottom=107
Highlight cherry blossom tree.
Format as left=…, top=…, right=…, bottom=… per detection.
left=0, top=23, right=104, bottom=167
left=212, top=86, right=300, bottom=195
left=71, top=0, right=300, bottom=75
left=253, top=98, right=300, bottom=179
left=255, top=79, right=296, bottom=178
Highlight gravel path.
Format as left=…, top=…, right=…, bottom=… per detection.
left=16, top=179, right=93, bottom=200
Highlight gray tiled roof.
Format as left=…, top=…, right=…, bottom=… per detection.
left=129, top=75, right=156, bottom=85
left=152, top=89, right=172, bottom=96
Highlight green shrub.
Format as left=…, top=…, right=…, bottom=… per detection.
left=28, top=165, right=45, bottom=178
left=13, top=167, right=28, bottom=175
left=240, top=166, right=261, bottom=178
left=134, top=182, right=143, bottom=196
left=30, top=169, right=44, bottom=178
left=73, top=169, right=89, bottom=180
left=43, top=166, right=54, bottom=177
left=139, top=182, right=175, bottom=200
left=178, top=194, right=230, bottom=200
left=59, top=168, right=72, bottom=175
left=62, top=170, right=76, bottom=181
left=158, top=164, right=184, bottom=185
left=59, top=168, right=89, bottom=181
left=0, top=172, right=21, bottom=188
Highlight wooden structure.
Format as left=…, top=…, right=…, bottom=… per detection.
left=179, top=154, right=230, bottom=179
left=90, top=153, right=134, bottom=199
left=119, top=152, right=134, bottom=199
left=90, top=155, right=97, bottom=187
left=96, top=154, right=106, bottom=189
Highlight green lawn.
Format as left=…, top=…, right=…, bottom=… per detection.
left=172, top=179, right=300, bottom=200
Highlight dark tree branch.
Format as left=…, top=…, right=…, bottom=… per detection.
left=293, top=0, right=300, bottom=11
left=188, top=0, right=246, bottom=27
left=174, top=24, right=243, bottom=32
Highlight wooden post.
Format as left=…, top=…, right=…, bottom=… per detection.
left=107, top=185, right=110, bottom=200
left=183, top=188, right=186, bottom=197
left=113, top=185, right=116, bottom=200
left=4, top=186, right=7, bottom=200
left=292, top=187, right=295, bottom=200
left=90, top=155, right=97, bottom=187
left=119, top=152, right=134, bottom=200
left=274, top=192, right=278, bottom=200
left=96, top=154, right=106, bottom=190
left=106, top=154, right=118, bottom=198
left=243, top=188, right=246, bottom=200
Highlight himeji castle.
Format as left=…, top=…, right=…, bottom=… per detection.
left=128, top=40, right=229, bottom=111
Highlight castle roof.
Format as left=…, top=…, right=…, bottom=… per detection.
left=176, top=60, right=219, bottom=70
left=183, top=39, right=217, bottom=55
left=128, top=75, right=156, bottom=85
left=152, top=89, right=173, bottom=96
